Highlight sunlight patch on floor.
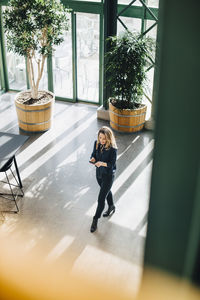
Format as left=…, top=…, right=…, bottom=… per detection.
left=72, top=245, right=142, bottom=296
left=74, top=186, right=90, bottom=199
left=0, top=113, right=15, bottom=128
left=19, top=113, right=96, bottom=180
left=46, top=235, right=74, bottom=262
left=111, top=161, right=152, bottom=230
left=63, top=201, right=72, bottom=209
left=58, top=144, right=86, bottom=167
left=117, top=136, right=140, bottom=160
left=25, top=176, right=48, bottom=198
left=16, top=106, right=89, bottom=169
left=23, top=238, right=38, bottom=252
left=112, top=140, right=154, bottom=195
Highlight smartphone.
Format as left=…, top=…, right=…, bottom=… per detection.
left=89, top=160, right=95, bottom=164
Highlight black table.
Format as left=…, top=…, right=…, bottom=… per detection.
left=0, top=131, right=29, bottom=191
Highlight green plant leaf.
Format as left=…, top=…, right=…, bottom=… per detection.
left=105, top=31, right=155, bottom=109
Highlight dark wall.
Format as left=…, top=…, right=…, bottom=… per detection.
left=144, top=0, right=200, bottom=282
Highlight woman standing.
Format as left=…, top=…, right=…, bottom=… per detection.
left=89, top=126, right=117, bottom=233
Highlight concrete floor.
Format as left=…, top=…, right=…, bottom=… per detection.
left=0, top=92, right=154, bottom=297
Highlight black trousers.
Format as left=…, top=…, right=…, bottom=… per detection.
left=94, top=174, right=115, bottom=219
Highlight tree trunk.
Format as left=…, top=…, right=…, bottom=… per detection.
left=27, top=56, right=38, bottom=99
left=31, top=87, right=38, bottom=99
left=27, top=54, right=46, bottom=100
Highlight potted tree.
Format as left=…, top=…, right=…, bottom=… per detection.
left=3, top=0, right=70, bottom=132
left=106, top=31, right=154, bottom=133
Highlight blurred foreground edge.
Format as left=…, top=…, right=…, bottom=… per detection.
left=0, top=235, right=200, bottom=300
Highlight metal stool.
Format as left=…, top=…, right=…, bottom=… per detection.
left=0, top=156, right=24, bottom=213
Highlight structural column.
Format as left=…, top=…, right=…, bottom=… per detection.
left=0, top=6, right=8, bottom=91
left=97, top=0, right=117, bottom=120
left=103, top=0, right=117, bottom=109
left=143, top=0, right=200, bottom=284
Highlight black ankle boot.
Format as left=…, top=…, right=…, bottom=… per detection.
left=103, top=205, right=115, bottom=217
left=90, top=217, right=98, bottom=233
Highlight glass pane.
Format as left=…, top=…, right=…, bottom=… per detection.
left=143, top=20, right=157, bottom=118
left=118, top=0, right=142, bottom=5
left=32, top=60, right=48, bottom=91
left=117, top=17, right=141, bottom=35
left=53, top=15, right=73, bottom=98
left=118, top=0, right=160, bottom=7
left=143, top=67, right=154, bottom=119
left=0, top=70, right=2, bottom=90
left=6, top=52, right=27, bottom=90
left=2, top=5, right=26, bottom=90
left=146, top=20, right=157, bottom=40
left=3, top=6, right=47, bottom=92
left=146, top=20, right=157, bottom=62
left=74, top=0, right=101, bottom=1
left=147, top=0, right=159, bottom=8
left=77, top=13, right=99, bottom=102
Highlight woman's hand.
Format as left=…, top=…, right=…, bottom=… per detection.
left=95, top=161, right=107, bottom=168
left=89, top=157, right=96, bottom=164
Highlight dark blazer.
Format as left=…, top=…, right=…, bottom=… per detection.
left=90, top=140, right=117, bottom=178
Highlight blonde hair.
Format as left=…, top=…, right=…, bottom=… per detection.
left=96, top=126, right=117, bottom=150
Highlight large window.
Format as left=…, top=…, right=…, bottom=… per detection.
left=0, top=48, right=2, bottom=91
left=147, top=0, right=159, bottom=8
left=119, top=0, right=159, bottom=7
left=77, top=12, right=99, bottom=102
left=144, top=19, right=157, bottom=116
left=6, top=52, right=26, bottom=90
left=77, top=0, right=102, bottom=2
left=0, top=1, right=158, bottom=107
left=117, top=0, right=159, bottom=119
left=119, top=0, right=142, bottom=5
left=53, top=14, right=73, bottom=99
left=117, top=17, right=141, bottom=34
left=2, top=6, right=26, bottom=91
left=5, top=48, right=48, bottom=91
left=1, top=3, right=102, bottom=103
left=0, top=70, right=2, bottom=91
left=3, top=4, right=48, bottom=92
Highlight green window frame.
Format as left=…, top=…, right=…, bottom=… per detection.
left=0, top=0, right=159, bottom=106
